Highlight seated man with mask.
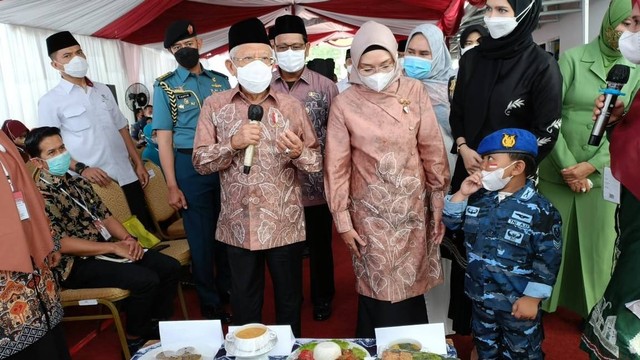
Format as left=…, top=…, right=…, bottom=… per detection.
left=25, top=126, right=181, bottom=354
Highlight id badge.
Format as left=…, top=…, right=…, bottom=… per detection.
left=13, top=191, right=29, bottom=220
left=93, top=219, right=112, bottom=240
left=603, top=166, right=621, bottom=204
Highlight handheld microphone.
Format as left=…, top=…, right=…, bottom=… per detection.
left=243, top=104, right=264, bottom=174
left=589, top=64, right=630, bottom=146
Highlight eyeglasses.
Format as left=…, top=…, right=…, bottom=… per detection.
left=358, top=61, right=395, bottom=76
left=170, top=39, right=197, bottom=53
left=232, top=56, right=275, bottom=66
left=274, top=43, right=306, bottom=52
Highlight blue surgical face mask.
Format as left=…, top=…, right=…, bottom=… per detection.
left=46, top=151, right=71, bottom=176
left=403, top=56, right=432, bottom=80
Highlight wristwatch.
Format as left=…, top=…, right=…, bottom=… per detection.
left=75, top=162, right=89, bottom=175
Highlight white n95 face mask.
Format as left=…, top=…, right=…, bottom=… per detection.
left=276, top=49, right=306, bottom=73
left=361, top=70, right=395, bottom=92
left=484, top=17, right=517, bottom=39
left=62, top=56, right=89, bottom=78
left=236, top=60, right=273, bottom=94
left=619, top=30, right=640, bottom=64
left=481, top=161, right=517, bottom=191
left=484, top=0, right=534, bottom=39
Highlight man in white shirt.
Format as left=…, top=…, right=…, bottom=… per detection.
left=38, top=31, right=153, bottom=230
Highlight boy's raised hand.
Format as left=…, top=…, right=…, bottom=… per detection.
left=460, top=171, right=484, bottom=197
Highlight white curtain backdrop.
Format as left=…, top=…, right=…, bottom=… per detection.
left=0, top=23, right=234, bottom=128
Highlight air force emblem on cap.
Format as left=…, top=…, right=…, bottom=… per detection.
left=502, top=133, right=516, bottom=148
left=477, top=128, right=538, bottom=157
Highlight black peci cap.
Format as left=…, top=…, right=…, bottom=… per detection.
left=46, top=31, right=80, bottom=55
left=228, top=18, right=270, bottom=50
left=271, top=15, right=307, bottom=41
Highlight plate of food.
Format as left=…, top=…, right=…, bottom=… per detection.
left=131, top=343, right=210, bottom=360
left=287, top=340, right=370, bottom=360
left=378, top=340, right=454, bottom=360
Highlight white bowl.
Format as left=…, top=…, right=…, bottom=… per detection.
left=225, top=323, right=277, bottom=356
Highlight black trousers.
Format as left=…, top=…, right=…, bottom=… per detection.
left=7, top=324, right=70, bottom=360
left=444, top=158, right=473, bottom=335
left=227, top=242, right=304, bottom=337
left=304, top=204, right=335, bottom=306
left=355, top=294, right=429, bottom=338
left=175, top=151, right=231, bottom=309
left=121, top=180, right=155, bottom=231
left=61, top=250, right=180, bottom=336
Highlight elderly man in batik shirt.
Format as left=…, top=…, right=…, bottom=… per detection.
left=270, top=14, right=339, bottom=321
left=192, top=18, right=321, bottom=337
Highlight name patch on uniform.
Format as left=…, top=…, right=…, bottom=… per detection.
left=510, top=211, right=532, bottom=223
left=504, top=229, right=525, bottom=244
left=465, top=206, right=480, bottom=217
left=508, top=218, right=531, bottom=230
left=177, top=93, right=192, bottom=99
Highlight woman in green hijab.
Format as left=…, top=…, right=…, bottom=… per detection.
left=539, top=0, right=640, bottom=318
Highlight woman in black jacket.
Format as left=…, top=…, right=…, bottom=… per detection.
left=446, top=0, right=563, bottom=336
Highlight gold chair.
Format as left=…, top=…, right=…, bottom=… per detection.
left=91, top=181, right=132, bottom=223
left=60, top=287, right=132, bottom=359
left=142, top=161, right=186, bottom=239
left=91, top=179, right=191, bottom=319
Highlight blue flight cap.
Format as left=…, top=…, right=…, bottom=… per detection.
left=477, top=128, right=538, bottom=157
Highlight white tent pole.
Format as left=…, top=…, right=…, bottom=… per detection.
left=583, top=0, right=589, bottom=44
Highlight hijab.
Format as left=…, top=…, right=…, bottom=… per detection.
left=478, top=0, right=541, bottom=59
left=407, top=24, right=452, bottom=84
left=0, top=132, right=54, bottom=273
left=598, top=0, right=632, bottom=65
left=460, top=25, right=489, bottom=49
left=349, top=21, right=402, bottom=87
left=407, top=24, right=452, bottom=108
left=2, top=119, right=29, bottom=143
left=143, top=123, right=157, bottom=149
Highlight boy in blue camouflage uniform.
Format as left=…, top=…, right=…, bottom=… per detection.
left=443, top=128, right=562, bottom=359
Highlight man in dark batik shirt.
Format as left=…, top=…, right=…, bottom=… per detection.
left=26, top=126, right=180, bottom=354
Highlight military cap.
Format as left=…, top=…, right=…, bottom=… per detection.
left=164, top=20, right=197, bottom=49
left=228, top=18, right=270, bottom=50
left=271, top=15, right=308, bottom=41
left=46, top=31, right=80, bottom=55
left=477, top=128, right=538, bottom=157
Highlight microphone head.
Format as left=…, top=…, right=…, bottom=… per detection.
left=248, top=104, right=264, bottom=121
left=607, top=64, right=631, bottom=84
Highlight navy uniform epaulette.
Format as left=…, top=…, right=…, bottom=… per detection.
left=155, top=71, right=174, bottom=83
left=204, top=68, right=228, bottom=80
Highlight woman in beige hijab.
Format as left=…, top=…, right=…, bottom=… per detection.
left=324, top=21, right=450, bottom=336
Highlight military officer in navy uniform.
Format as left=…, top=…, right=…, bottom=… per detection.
left=152, top=20, right=231, bottom=323
left=442, top=128, right=562, bottom=359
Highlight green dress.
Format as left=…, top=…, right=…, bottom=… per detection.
left=539, top=0, right=640, bottom=318
left=581, top=187, right=640, bottom=358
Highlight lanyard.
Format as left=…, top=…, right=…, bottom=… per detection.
left=0, top=159, right=15, bottom=192
left=40, top=176, right=98, bottom=221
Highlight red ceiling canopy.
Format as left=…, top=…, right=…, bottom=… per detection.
left=0, top=0, right=468, bottom=57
